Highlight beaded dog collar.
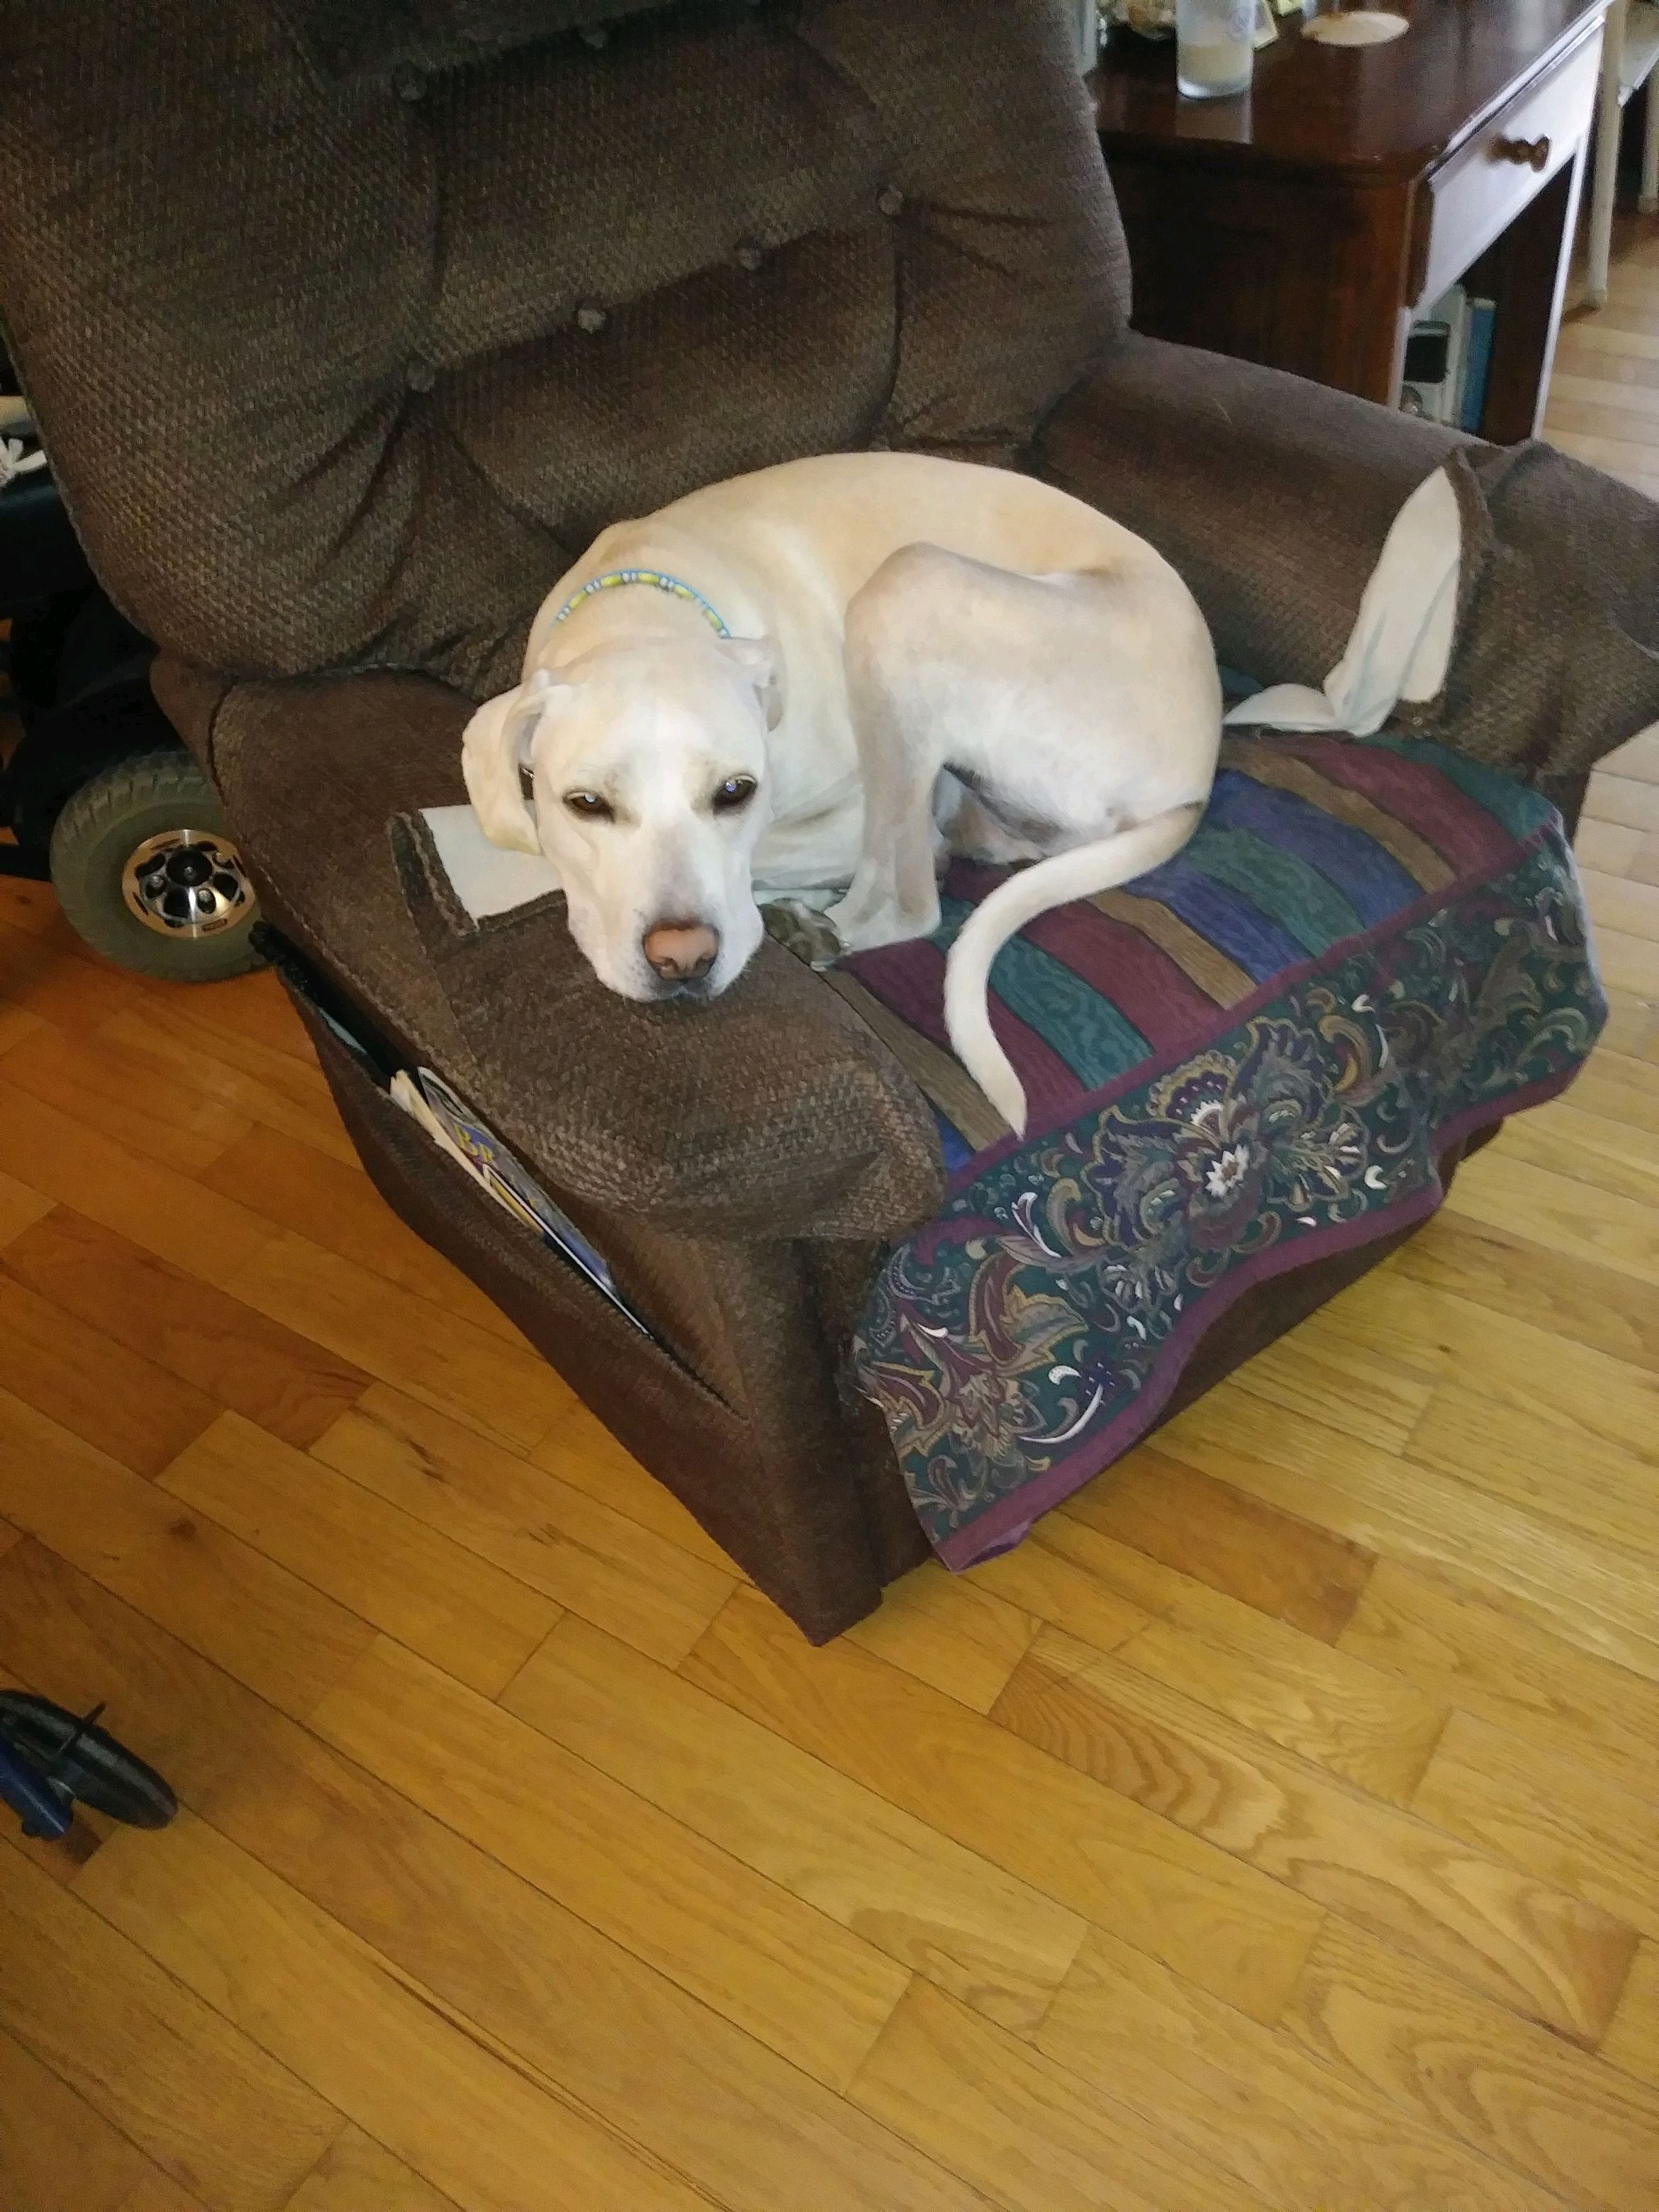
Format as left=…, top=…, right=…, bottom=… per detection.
left=549, top=568, right=732, bottom=639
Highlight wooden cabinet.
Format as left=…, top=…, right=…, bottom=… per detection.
left=1095, top=0, right=1610, bottom=440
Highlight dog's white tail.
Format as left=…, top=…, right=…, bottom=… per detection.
left=944, top=802, right=1205, bottom=1136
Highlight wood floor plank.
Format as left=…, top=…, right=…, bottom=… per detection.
left=1585, top=864, right=1659, bottom=942
left=0, top=1078, right=279, bottom=1283
left=198, top=1125, right=522, bottom=1344
left=1566, top=1051, right=1659, bottom=1139
left=1602, top=1941, right=1659, bottom=2094
left=1446, top=1144, right=1659, bottom=1290
left=227, top=1230, right=571, bottom=1456
left=1498, top=1097, right=1659, bottom=1208
left=157, top=1412, right=559, bottom=1698
left=0, top=916, right=154, bottom=1032
left=993, top=1627, right=1636, bottom=2044
left=956, top=1519, right=1153, bottom=1656
left=74, top=1818, right=718, bottom=2212
left=0, top=997, right=43, bottom=1052
left=1037, top=1927, right=1586, bottom=2212
left=1111, top=1604, right=1448, bottom=1804
left=1061, top=1445, right=1375, bottom=1642
left=1409, top=1378, right=1659, bottom=1563
left=1390, top=1207, right=1659, bottom=1373
left=844, top=1560, right=1039, bottom=1712
left=0, top=1392, right=374, bottom=1717
left=1577, top=815, right=1645, bottom=874
left=0, top=1546, right=988, bottom=2212
left=0, top=1270, right=220, bottom=1476
left=0, top=874, right=65, bottom=937
left=280, top=2126, right=460, bottom=2212
left=0, top=1843, right=342, bottom=2212
left=1590, top=921, right=1659, bottom=996
left=309, top=1387, right=735, bottom=1669
left=850, top=1979, right=1277, bottom=2212
left=1314, top=1266, right=1659, bottom=1469
left=310, top=1633, right=907, bottom=2091
left=1339, top=1556, right=1659, bottom=1803
left=0, top=1017, right=254, bottom=1176
left=1281, top=1916, right=1659, bottom=2212
left=0, top=1163, right=50, bottom=1248
left=679, top=1585, right=1324, bottom=2026
left=503, top=1614, right=1087, bottom=2035
left=1, top=1208, right=370, bottom=1450
left=1414, top=1712, right=1659, bottom=1941
left=1163, top=1382, right=1659, bottom=1682
left=1599, top=987, right=1659, bottom=1062
left=1546, top=391, right=1659, bottom=449
left=95, top=1004, right=359, bottom=1170
left=0, top=2021, right=150, bottom=2212
left=118, top=2179, right=211, bottom=2212
left=181, top=968, right=318, bottom=1065
left=1585, top=773, right=1659, bottom=836
left=529, top=1408, right=741, bottom=1572
left=1227, top=1315, right=1435, bottom=1455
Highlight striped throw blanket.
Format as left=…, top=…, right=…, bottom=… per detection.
left=842, top=734, right=1604, bottom=1568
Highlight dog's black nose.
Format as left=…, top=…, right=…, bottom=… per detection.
left=643, top=920, right=719, bottom=983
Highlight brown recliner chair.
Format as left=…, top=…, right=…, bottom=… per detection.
left=4, top=0, right=1656, bottom=1641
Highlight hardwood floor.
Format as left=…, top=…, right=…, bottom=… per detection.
left=2, top=235, right=1659, bottom=2212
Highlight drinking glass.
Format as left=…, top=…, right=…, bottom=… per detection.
left=1175, top=0, right=1254, bottom=97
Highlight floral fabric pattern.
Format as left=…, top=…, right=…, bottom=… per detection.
left=851, top=799, right=1602, bottom=1570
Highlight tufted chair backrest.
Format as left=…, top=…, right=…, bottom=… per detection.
left=0, top=0, right=1129, bottom=696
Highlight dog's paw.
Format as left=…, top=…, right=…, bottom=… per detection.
left=762, top=899, right=844, bottom=968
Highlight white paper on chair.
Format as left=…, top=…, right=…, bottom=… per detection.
left=422, top=803, right=561, bottom=919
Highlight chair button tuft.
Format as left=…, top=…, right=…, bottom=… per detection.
left=404, top=353, right=436, bottom=392
left=575, top=302, right=609, bottom=336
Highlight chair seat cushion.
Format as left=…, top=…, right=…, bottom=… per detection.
left=842, top=734, right=1605, bottom=1569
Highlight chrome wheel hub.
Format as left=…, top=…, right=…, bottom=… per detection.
left=121, top=827, right=252, bottom=939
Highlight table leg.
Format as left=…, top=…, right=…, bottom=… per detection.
left=1587, top=0, right=1629, bottom=308
left=1480, top=150, right=1589, bottom=443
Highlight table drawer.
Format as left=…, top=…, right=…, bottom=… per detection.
left=1417, top=23, right=1603, bottom=308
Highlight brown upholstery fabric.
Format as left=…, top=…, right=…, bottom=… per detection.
left=192, top=666, right=945, bottom=1238
left=1033, top=333, right=1473, bottom=686
left=1395, top=440, right=1659, bottom=786
left=281, top=0, right=683, bottom=84
left=0, top=0, right=1127, bottom=699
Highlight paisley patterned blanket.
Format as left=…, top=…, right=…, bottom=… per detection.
left=841, top=734, right=1604, bottom=1569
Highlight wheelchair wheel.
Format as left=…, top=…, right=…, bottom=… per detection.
left=0, top=1692, right=178, bottom=1830
left=48, top=747, right=264, bottom=982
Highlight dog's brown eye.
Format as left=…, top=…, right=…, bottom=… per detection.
left=713, top=775, right=757, bottom=813
left=564, top=791, right=613, bottom=821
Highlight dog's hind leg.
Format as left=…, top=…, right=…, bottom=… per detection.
left=825, top=544, right=967, bottom=955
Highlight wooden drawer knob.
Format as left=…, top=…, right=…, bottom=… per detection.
left=1492, top=133, right=1551, bottom=169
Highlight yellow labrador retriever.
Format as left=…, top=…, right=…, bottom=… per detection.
left=462, top=452, right=1220, bottom=1132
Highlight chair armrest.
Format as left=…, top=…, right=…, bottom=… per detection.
left=1035, top=333, right=1659, bottom=789
left=1032, top=333, right=1473, bottom=687
left=160, top=663, right=946, bottom=1242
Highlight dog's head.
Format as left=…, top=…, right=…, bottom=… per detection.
left=462, top=635, right=781, bottom=1002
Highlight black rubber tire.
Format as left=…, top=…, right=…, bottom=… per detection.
left=48, top=747, right=264, bottom=982
left=0, top=1692, right=177, bottom=1830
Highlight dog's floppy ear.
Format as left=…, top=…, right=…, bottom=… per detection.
left=720, top=633, right=783, bottom=731
left=461, top=668, right=563, bottom=854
